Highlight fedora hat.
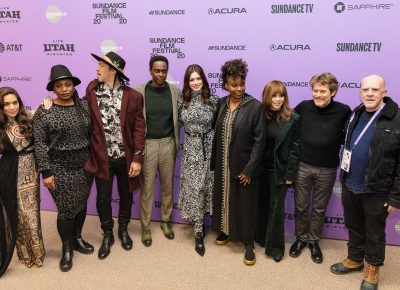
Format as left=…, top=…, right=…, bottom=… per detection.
left=46, top=64, right=81, bottom=91
left=91, top=51, right=130, bottom=81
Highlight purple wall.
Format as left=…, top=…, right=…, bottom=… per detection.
left=1, top=0, right=399, bottom=245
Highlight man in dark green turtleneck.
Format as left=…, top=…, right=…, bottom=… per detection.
left=135, top=56, right=181, bottom=247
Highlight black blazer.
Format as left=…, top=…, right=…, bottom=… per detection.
left=211, top=94, right=266, bottom=178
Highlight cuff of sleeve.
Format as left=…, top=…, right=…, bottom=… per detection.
left=132, top=154, right=143, bottom=164
left=41, top=170, right=52, bottom=179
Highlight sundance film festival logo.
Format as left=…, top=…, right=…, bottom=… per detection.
left=43, top=40, right=75, bottom=56
left=283, top=81, right=309, bottom=88
left=334, top=2, right=394, bottom=13
left=45, top=5, right=67, bottom=23
left=0, top=42, right=23, bottom=53
left=208, top=8, right=247, bottom=15
left=100, top=39, right=123, bottom=54
left=271, top=3, right=314, bottom=14
left=0, top=7, right=21, bottom=23
left=208, top=45, right=246, bottom=51
left=149, top=37, right=186, bottom=59
left=92, top=2, right=128, bottom=24
left=336, top=42, right=382, bottom=52
left=269, top=43, right=311, bottom=51
left=208, top=72, right=223, bottom=94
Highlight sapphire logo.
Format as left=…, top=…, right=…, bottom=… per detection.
left=334, top=2, right=346, bottom=13
left=334, top=2, right=394, bottom=13
left=208, top=8, right=247, bottom=15
left=0, top=76, right=32, bottom=82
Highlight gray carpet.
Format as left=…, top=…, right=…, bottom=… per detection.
left=2, top=211, right=399, bottom=290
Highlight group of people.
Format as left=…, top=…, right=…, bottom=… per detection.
left=0, top=52, right=398, bottom=290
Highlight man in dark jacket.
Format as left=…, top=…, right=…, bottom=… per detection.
left=330, top=75, right=399, bottom=290
left=85, top=51, right=145, bottom=259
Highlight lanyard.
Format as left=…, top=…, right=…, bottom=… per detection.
left=347, top=104, right=385, bottom=150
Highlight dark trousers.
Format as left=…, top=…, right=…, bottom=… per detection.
left=256, top=170, right=287, bottom=257
left=342, top=186, right=389, bottom=266
left=95, top=157, right=132, bottom=233
left=294, top=161, right=337, bottom=242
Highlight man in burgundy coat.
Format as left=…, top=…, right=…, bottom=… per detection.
left=84, top=51, right=145, bottom=259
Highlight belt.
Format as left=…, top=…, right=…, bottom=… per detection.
left=185, top=130, right=212, bottom=161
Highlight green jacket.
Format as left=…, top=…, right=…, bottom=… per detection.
left=268, top=112, right=300, bottom=185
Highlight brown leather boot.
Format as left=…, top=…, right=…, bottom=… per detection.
left=360, top=262, right=379, bottom=290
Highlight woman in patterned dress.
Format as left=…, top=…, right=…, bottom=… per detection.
left=211, top=59, right=266, bottom=266
left=0, top=87, right=45, bottom=277
left=178, top=64, right=218, bottom=256
left=33, top=65, right=93, bottom=272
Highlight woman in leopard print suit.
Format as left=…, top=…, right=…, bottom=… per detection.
left=33, top=65, right=93, bottom=272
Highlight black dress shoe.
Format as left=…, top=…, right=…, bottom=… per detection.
left=60, top=240, right=73, bottom=272
left=289, top=240, right=306, bottom=258
left=118, top=227, right=133, bottom=251
left=273, top=253, right=283, bottom=262
left=98, top=232, right=114, bottom=260
left=195, top=233, right=205, bottom=257
left=244, top=244, right=256, bottom=266
left=73, top=236, right=94, bottom=254
left=215, top=232, right=229, bottom=245
left=309, top=242, right=323, bottom=263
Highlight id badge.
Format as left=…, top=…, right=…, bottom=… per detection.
left=341, top=149, right=352, bottom=172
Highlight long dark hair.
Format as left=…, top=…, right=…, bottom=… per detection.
left=0, top=87, right=33, bottom=151
left=182, top=64, right=211, bottom=109
left=72, top=90, right=92, bottom=139
left=262, top=80, right=293, bottom=122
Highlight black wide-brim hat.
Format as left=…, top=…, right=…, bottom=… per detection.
left=91, top=51, right=130, bottom=81
left=46, top=64, right=81, bottom=91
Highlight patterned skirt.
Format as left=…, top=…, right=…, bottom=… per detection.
left=49, top=148, right=93, bottom=220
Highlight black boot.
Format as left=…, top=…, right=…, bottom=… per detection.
left=73, top=231, right=94, bottom=254
left=118, top=225, right=133, bottom=251
left=98, top=231, right=114, bottom=260
left=195, top=233, right=205, bottom=257
left=60, top=240, right=73, bottom=272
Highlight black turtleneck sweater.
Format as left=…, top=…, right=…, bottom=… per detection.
left=295, top=100, right=351, bottom=168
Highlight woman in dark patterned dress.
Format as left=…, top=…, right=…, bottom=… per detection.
left=178, top=64, right=218, bottom=256
left=33, top=65, right=93, bottom=272
left=255, top=80, right=300, bottom=262
left=0, top=87, right=45, bottom=277
left=211, top=59, right=266, bottom=266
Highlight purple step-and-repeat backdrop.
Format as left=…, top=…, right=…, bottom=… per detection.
left=1, top=1, right=400, bottom=245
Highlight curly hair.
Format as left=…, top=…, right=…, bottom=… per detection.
left=0, top=87, right=33, bottom=151
left=220, top=59, right=248, bottom=89
left=182, top=64, right=211, bottom=109
left=262, top=80, right=293, bottom=122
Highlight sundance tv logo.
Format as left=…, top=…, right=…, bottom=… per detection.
left=271, top=3, right=314, bottom=14
left=336, top=42, right=382, bottom=52
left=208, top=8, right=247, bottom=15
left=0, top=7, right=21, bottom=23
left=269, top=43, right=311, bottom=51
left=43, top=40, right=75, bottom=56
left=334, top=2, right=394, bottom=13
left=0, top=42, right=23, bottom=53
left=100, top=39, right=123, bottom=54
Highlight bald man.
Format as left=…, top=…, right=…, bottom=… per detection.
left=331, top=75, right=400, bottom=290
